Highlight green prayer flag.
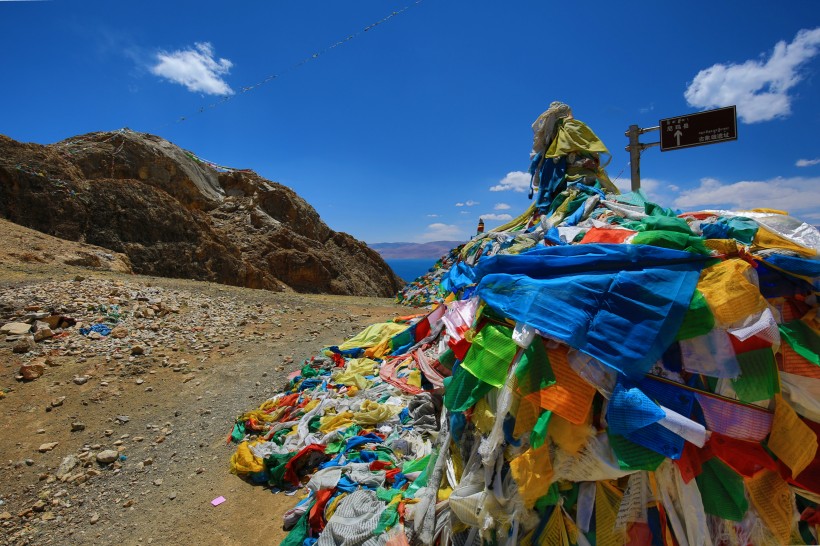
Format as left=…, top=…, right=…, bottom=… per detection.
left=645, top=201, right=678, bottom=218
left=265, top=452, right=293, bottom=488
left=373, top=502, right=400, bottom=535
left=231, top=422, right=245, bottom=443
left=676, top=291, right=715, bottom=341
left=514, top=337, right=555, bottom=395
left=534, top=482, right=561, bottom=510
left=443, top=367, right=495, bottom=412
left=731, top=348, right=779, bottom=403
left=632, top=230, right=711, bottom=256
left=608, top=433, right=665, bottom=471
left=780, top=320, right=820, bottom=365
left=696, top=458, right=748, bottom=521
left=641, top=215, right=694, bottom=235
left=531, top=410, right=553, bottom=449
left=280, top=508, right=311, bottom=546
left=460, top=323, right=518, bottom=388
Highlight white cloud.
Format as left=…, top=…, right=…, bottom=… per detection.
left=684, top=27, right=820, bottom=123
left=480, top=213, right=513, bottom=222
left=459, top=210, right=470, bottom=215
left=494, top=203, right=511, bottom=210
left=490, top=171, right=531, bottom=192
left=150, top=42, right=234, bottom=95
left=419, top=223, right=465, bottom=242
left=426, top=213, right=440, bottom=218
left=674, top=176, right=820, bottom=218
left=455, top=200, right=479, bottom=207
left=796, top=158, right=820, bottom=167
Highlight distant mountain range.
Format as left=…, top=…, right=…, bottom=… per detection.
left=369, top=241, right=463, bottom=260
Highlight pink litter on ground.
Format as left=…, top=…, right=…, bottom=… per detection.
left=211, top=496, right=226, bottom=506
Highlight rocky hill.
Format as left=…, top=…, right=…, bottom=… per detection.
left=0, top=130, right=403, bottom=297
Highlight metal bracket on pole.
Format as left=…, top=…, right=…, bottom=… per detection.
left=625, top=125, right=660, bottom=191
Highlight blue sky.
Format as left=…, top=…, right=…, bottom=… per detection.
left=1, top=1, right=819, bottom=243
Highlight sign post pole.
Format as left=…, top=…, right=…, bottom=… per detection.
left=625, top=125, right=659, bottom=191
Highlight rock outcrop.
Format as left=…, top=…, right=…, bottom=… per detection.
left=0, top=130, right=403, bottom=296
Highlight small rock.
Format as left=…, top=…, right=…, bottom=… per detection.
left=130, top=345, right=144, bottom=356
left=110, top=326, right=128, bottom=339
left=123, top=499, right=134, bottom=508
left=56, top=455, right=79, bottom=478
left=33, top=327, right=54, bottom=342
left=1, top=322, right=32, bottom=335
left=38, top=442, right=59, bottom=453
left=51, top=396, right=66, bottom=407
left=13, top=336, right=36, bottom=354
left=168, top=492, right=177, bottom=500
left=115, top=415, right=130, bottom=424
left=24, top=458, right=34, bottom=466
left=31, top=500, right=46, bottom=513
left=142, top=458, right=153, bottom=466
left=135, top=378, right=144, bottom=385
left=90, top=512, right=99, bottom=524
left=0, top=511, right=12, bottom=520
left=73, top=376, right=89, bottom=385
left=153, top=479, right=163, bottom=486
left=71, top=422, right=85, bottom=432
left=96, top=450, right=119, bottom=464
left=19, top=363, right=45, bottom=380
left=104, top=430, right=113, bottom=436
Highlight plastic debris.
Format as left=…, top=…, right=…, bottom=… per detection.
left=211, top=496, right=226, bottom=507
left=79, top=323, right=112, bottom=337
left=229, top=104, right=820, bottom=545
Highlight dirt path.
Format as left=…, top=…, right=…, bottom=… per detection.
left=0, top=265, right=410, bottom=545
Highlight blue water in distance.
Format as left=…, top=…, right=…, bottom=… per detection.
left=385, top=258, right=436, bottom=282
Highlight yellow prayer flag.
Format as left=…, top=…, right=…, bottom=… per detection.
left=514, top=392, right=543, bottom=439
left=539, top=503, right=571, bottom=546
left=768, top=394, right=818, bottom=478
left=510, top=444, right=554, bottom=509
left=745, top=469, right=794, bottom=545
left=596, top=481, right=625, bottom=546
left=753, top=225, right=817, bottom=257
left=549, top=413, right=594, bottom=455
left=697, top=259, right=768, bottom=326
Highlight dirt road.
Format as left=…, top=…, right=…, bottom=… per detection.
left=0, top=261, right=409, bottom=545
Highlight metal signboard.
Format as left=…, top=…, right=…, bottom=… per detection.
left=659, top=105, right=737, bottom=151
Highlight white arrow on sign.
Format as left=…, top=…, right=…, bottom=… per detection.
left=674, top=129, right=682, bottom=146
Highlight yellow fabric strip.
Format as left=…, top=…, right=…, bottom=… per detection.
left=510, top=444, right=554, bottom=509
left=768, top=394, right=818, bottom=478
left=745, top=469, right=794, bottom=545
left=697, top=259, right=768, bottom=326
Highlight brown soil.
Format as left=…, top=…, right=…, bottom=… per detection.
left=0, top=226, right=411, bottom=545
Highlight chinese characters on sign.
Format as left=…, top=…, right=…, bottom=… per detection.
left=659, top=106, right=737, bottom=151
